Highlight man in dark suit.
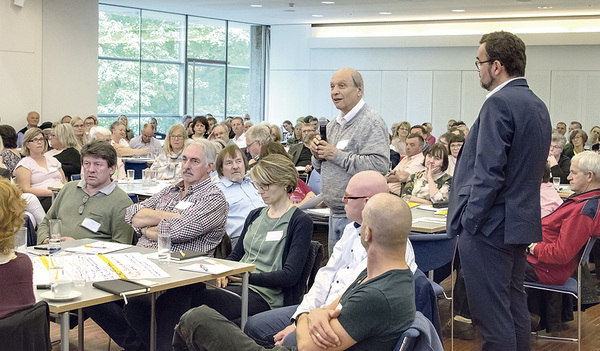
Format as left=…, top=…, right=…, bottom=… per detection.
left=288, top=123, right=316, bottom=168
left=447, top=31, right=551, bottom=351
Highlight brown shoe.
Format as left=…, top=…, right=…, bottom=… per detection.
left=442, top=319, right=476, bottom=340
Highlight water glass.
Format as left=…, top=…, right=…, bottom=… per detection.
left=48, top=219, right=62, bottom=254
left=71, top=254, right=87, bottom=288
left=127, top=169, right=135, bottom=182
left=48, top=255, right=66, bottom=282
left=142, top=169, right=151, bottom=187
left=157, top=232, right=171, bottom=263
left=553, top=177, right=561, bottom=191
left=14, top=227, right=27, bottom=253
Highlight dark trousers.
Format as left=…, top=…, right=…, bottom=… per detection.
left=173, top=305, right=294, bottom=351
left=85, top=301, right=147, bottom=351
left=459, top=229, right=530, bottom=351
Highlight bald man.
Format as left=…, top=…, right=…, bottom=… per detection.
left=17, top=111, right=40, bottom=147
left=245, top=171, right=417, bottom=348
left=310, top=68, right=390, bottom=255
left=173, top=192, right=416, bottom=351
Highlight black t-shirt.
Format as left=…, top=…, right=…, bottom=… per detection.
left=337, top=268, right=415, bottom=351
left=296, top=146, right=313, bottom=167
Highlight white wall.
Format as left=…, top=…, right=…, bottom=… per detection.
left=268, top=24, right=600, bottom=138
left=0, top=0, right=98, bottom=129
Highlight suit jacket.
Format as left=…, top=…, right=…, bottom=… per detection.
left=288, top=142, right=309, bottom=166
left=447, top=79, right=552, bottom=244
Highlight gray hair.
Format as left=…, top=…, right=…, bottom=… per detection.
left=245, top=125, right=273, bottom=145
left=550, top=133, right=567, bottom=148
left=572, top=151, right=600, bottom=183
left=89, top=126, right=111, bottom=139
left=184, top=138, right=217, bottom=165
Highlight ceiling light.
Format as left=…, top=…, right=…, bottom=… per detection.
left=321, top=1, right=335, bottom=4
left=312, top=14, right=324, bottom=17
left=379, top=12, right=392, bottom=15
left=452, top=9, right=465, bottom=13
left=250, top=4, right=262, bottom=8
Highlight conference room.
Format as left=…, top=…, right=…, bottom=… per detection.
left=2, top=0, right=600, bottom=350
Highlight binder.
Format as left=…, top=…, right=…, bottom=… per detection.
left=92, top=279, right=150, bottom=302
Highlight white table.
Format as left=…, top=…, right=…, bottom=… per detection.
left=32, top=239, right=254, bottom=351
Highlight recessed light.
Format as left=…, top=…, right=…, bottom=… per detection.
left=312, top=14, right=324, bottom=17
left=537, top=6, right=553, bottom=9
left=379, top=12, right=392, bottom=15
left=451, top=9, right=465, bottom=12
left=321, top=1, right=335, bottom=4
left=250, top=4, right=262, bottom=8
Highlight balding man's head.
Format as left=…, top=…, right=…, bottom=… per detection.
left=27, top=111, right=40, bottom=127
left=361, top=193, right=411, bottom=253
left=343, top=171, right=389, bottom=224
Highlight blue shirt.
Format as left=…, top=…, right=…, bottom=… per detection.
left=214, top=176, right=265, bottom=240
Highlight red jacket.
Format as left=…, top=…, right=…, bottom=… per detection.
left=527, top=189, right=600, bottom=285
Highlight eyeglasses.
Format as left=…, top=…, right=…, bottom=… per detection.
left=247, top=140, right=258, bottom=149
left=343, top=194, right=368, bottom=201
left=550, top=144, right=563, bottom=150
left=78, top=194, right=89, bottom=215
left=253, top=183, right=270, bottom=192
left=169, top=134, right=184, bottom=140
left=450, top=143, right=463, bottom=149
left=28, top=137, right=45, bottom=143
left=84, top=122, right=94, bottom=126
left=475, top=59, right=495, bottom=70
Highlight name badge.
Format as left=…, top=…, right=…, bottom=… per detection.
left=175, top=201, right=193, bottom=210
left=265, top=230, right=284, bottom=242
left=336, top=140, right=349, bottom=150
left=48, top=166, right=58, bottom=173
left=335, top=302, right=344, bottom=311
left=81, top=218, right=101, bottom=232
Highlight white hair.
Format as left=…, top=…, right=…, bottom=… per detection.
left=572, top=151, right=600, bottom=183
left=184, top=138, right=217, bottom=165
left=89, top=126, right=111, bottom=139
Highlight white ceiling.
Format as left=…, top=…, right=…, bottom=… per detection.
left=103, top=0, right=600, bottom=26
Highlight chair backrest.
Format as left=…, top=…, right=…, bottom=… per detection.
left=413, top=269, right=442, bottom=336
left=394, top=311, right=443, bottom=351
left=289, top=240, right=324, bottom=305
left=0, top=301, right=51, bottom=351
left=580, top=237, right=597, bottom=266
left=71, top=174, right=81, bottom=181
left=24, top=215, right=37, bottom=247
left=214, top=232, right=232, bottom=259
left=410, top=235, right=458, bottom=273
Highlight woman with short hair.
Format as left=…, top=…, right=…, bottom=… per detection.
left=446, top=133, right=465, bottom=176
left=0, top=125, right=21, bottom=174
left=547, top=133, right=571, bottom=183
left=391, top=121, right=411, bottom=156
left=564, top=129, right=588, bottom=158
left=0, top=179, right=34, bottom=320
left=190, top=116, right=210, bottom=139
left=46, top=123, right=81, bottom=180
left=13, top=128, right=66, bottom=211
left=151, top=124, right=187, bottom=181
left=401, top=143, right=452, bottom=205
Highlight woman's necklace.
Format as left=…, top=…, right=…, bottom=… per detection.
left=246, top=203, right=292, bottom=265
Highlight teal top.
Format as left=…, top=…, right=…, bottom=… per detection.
left=240, top=206, right=295, bottom=308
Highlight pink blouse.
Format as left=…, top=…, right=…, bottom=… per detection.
left=14, top=155, right=63, bottom=190
left=540, top=182, right=563, bottom=218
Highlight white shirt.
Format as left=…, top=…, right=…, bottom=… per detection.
left=233, top=133, right=246, bottom=148
left=485, top=77, right=524, bottom=100
left=335, top=99, right=365, bottom=126
left=292, top=221, right=417, bottom=320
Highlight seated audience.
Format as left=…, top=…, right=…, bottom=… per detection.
left=288, top=123, right=316, bottom=168
left=410, top=125, right=429, bottom=151
left=244, top=171, right=417, bottom=348
left=126, top=138, right=227, bottom=254
left=0, top=125, right=22, bottom=174
left=540, top=163, right=563, bottom=218
left=446, top=133, right=465, bottom=176
left=547, top=133, right=571, bottom=183
left=555, top=121, right=567, bottom=136
left=270, top=124, right=283, bottom=143
left=46, top=123, right=82, bottom=180
left=390, top=121, right=410, bottom=156
left=422, top=122, right=436, bottom=145
left=173, top=192, right=416, bottom=351
left=245, top=124, right=273, bottom=165
left=190, top=116, right=209, bottom=139
left=588, top=125, right=600, bottom=149
left=119, top=153, right=312, bottom=350
left=60, top=115, right=71, bottom=124
left=110, top=121, right=148, bottom=157
left=245, top=121, right=254, bottom=133
left=401, top=143, right=452, bottom=205
left=231, top=117, right=246, bottom=147
left=88, top=126, right=126, bottom=180
left=83, top=115, right=98, bottom=138
left=129, top=123, right=162, bottom=157
left=37, top=140, right=133, bottom=244
left=209, top=124, right=233, bottom=146
left=282, top=120, right=294, bottom=144
left=0, top=180, right=34, bottom=320
left=13, top=128, right=66, bottom=211
left=214, top=144, right=265, bottom=248
left=149, top=117, right=166, bottom=140
left=287, top=122, right=303, bottom=145
left=70, top=117, right=87, bottom=146
left=451, top=121, right=470, bottom=136
left=207, top=116, right=217, bottom=133
left=150, top=124, right=187, bottom=181
left=118, top=115, right=135, bottom=141
left=387, top=133, right=426, bottom=195
left=564, top=129, right=587, bottom=158
left=446, top=119, right=457, bottom=132
left=260, top=142, right=316, bottom=207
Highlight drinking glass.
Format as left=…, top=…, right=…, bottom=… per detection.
left=71, top=254, right=87, bottom=288
left=127, top=169, right=135, bottom=182
left=48, top=219, right=61, bottom=254
left=553, top=177, right=561, bottom=191
left=157, top=232, right=171, bottom=263
left=14, top=227, right=27, bottom=253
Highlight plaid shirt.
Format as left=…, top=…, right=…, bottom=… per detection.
left=126, top=178, right=228, bottom=255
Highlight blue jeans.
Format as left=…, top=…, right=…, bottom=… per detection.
left=328, top=214, right=350, bottom=256
left=244, top=305, right=298, bottom=347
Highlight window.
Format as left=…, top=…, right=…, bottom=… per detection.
left=98, top=5, right=266, bottom=136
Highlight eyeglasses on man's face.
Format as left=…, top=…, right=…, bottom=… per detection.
left=475, top=59, right=495, bottom=70
left=343, top=194, right=368, bottom=201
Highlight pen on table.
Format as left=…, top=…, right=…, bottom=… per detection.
left=179, top=250, right=186, bottom=258
left=198, top=264, right=208, bottom=272
left=27, top=249, right=49, bottom=256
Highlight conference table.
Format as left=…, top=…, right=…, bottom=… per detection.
left=31, top=239, right=255, bottom=351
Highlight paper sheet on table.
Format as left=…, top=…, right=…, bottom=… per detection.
left=31, top=252, right=169, bottom=285
left=407, top=202, right=420, bottom=208
left=144, top=252, right=206, bottom=264
left=66, top=241, right=131, bottom=255
left=304, top=208, right=330, bottom=216
left=412, top=217, right=447, bottom=225
left=179, top=258, right=234, bottom=275
left=133, top=181, right=172, bottom=196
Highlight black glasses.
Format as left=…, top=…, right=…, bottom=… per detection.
left=343, top=194, right=368, bottom=201
left=252, top=183, right=270, bottom=192
left=475, top=59, right=495, bottom=70
left=78, top=194, right=89, bottom=215
left=28, top=137, right=45, bottom=143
